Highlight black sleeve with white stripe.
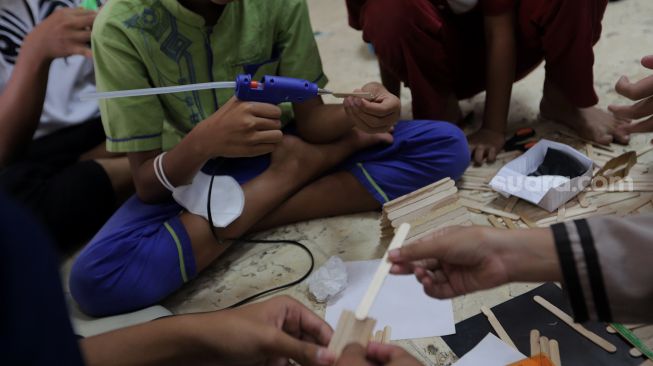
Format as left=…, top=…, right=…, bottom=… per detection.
left=551, top=219, right=612, bottom=323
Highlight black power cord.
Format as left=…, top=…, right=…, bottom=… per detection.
left=205, top=173, right=315, bottom=310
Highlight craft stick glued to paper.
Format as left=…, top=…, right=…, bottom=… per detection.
left=327, top=223, right=411, bottom=357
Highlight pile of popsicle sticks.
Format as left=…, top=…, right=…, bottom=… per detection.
left=454, top=129, right=653, bottom=230
left=380, top=178, right=471, bottom=244
left=529, top=329, right=562, bottom=366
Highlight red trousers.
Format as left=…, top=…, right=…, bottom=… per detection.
left=347, top=0, right=609, bottom=119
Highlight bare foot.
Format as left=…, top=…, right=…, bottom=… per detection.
left=540, top=81, right=630, bottom=144
left=341, top=128, right=394, bottom=150
left=269, top=131, right=392, bottom=179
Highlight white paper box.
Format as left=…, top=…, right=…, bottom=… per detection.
left=489, top=139, right=594, bottom=212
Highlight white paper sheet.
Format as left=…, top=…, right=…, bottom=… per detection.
left=453, top=334, right=526, bottom=366
left=325, top=260, right=455, bottom=340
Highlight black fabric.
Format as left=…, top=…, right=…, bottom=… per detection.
left=442, top=283, right=639, bottom=366
left=575, top=219, right=613, bottom=322
left=0, top=192, right=85, bottom=366
left=0, top=118, right=116, bottom=253
left=551, top=222, right=589, bottom=322
left=529, top=148, right=587, bottom=178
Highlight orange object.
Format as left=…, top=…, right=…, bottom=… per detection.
left=249, top=80, right=260, bottom=89
left=516, top=127, right=535, bottom=137
left=508, top=354, right=556, bottom=366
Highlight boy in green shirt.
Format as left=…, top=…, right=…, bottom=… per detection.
left=70, top=0, right=470, bottom=316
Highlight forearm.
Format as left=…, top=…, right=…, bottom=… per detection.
left=482, top=14, right=516, bottom=134
left=80, top=316, right=204, bottom=366
left=131, top=129, right=212, bottom=203
left=295, top=100, right=353, bottom=143
left=0, top=37, right=52, bottom=166
left=499, top=228, right=561, bottom=283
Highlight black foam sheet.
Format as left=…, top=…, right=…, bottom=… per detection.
left=442, top=283, right=642, bottom=365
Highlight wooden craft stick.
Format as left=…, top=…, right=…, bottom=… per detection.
left=381, top=326, right=392, bottom=344
left=633, top=325, right=653, bottom=339
left=460, top=199, right=521, bottom=220
left=630, top=347, right=643, bottom=357
left=331, top=92, right=374, bottom=100
left=504, top=196, right=519, bottom=213
left=480, top=305, right=516, bottom=349
left=533, top=296, right=617, bottom=353
left=355, top=223, right=411, bottom=320
left=557, top=205, right=566, bottom=222
left=586, top=143, right=595, bottom=160
left=540, top=336, right=550, bottom=358
left=487, top=215, right=506, bottom=229
left=373, top=330, right=383, bottom=342
left=383, top=178, right=451, bottom=213
left=530, top=329, right=541, bottom=356
left=387, top=186, right=457, bottom=221
left=549, top=339, right=561, bottom=366
left=578, top=192, right=590, bottom=208
left=636, top=144, right=653, bottom=158
left=504, top=218, right=520, bottom=230
left=328, top=310, right=376, bottom=356
left=496, top=150, right=522, bottom=161
left=521, top=216, right=539, bottom=228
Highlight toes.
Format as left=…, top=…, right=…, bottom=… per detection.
left=613, top=129, right=630, bottom=145
left=596, top=134, right=614, bottom=145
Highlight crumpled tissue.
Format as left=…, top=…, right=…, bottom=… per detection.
left=307, top=256, right=348, bottom=302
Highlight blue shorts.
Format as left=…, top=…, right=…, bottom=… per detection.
left=70, top=120, right=469, bottom=316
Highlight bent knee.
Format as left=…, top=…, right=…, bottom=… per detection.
left=69, top=247, right=164, bottom=317
left=412, top=120, right=470, bottom=181
left=69, top=252, right=129, bottom=317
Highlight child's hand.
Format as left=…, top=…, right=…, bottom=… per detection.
left=187, top=296, right=335, bottom=366
left=25, top=7, right=96, bottom=60
left=467, top=128, right=504, bottom=165
left=388, top=225, right=559, bottom=299
left=344, top=82, right=400, bottom=133
left=610, top=55, right=653, bottom=142
left=193, top=96, right=283, bottom=159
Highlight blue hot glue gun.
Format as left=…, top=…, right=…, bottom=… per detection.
left=82, top=74, right=372, bottom=103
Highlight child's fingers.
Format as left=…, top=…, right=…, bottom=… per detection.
left=247, top=143, right=278, bottom=157
left=622, top=116, right=653, bottom=134
left=71, top=11, right=97, bottom=29
left=615, top=75, right=653, bottom=101
left=352, top=108, right=391, bottom=130
left=473, top=146, right=487, bottom=165
left=252, top=130, right=283, bottom=144
left=346, top=106, right=391, bottom=133
left=642, top=55, right=653, bottom=70
left=390, top=263, right=414, bottom=275
left=70, top=45, right=93, bottom=58
left=253, top=118, right=282, bottom=131
left=357, top=98, right=397, bottom=117
left=70, top=30, right=92, bottom=43
left=609, top=97, right=653, bottom=120
left=420, top=274, right=456, bottom=299
left=486, top=147, right=497, bottom=163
